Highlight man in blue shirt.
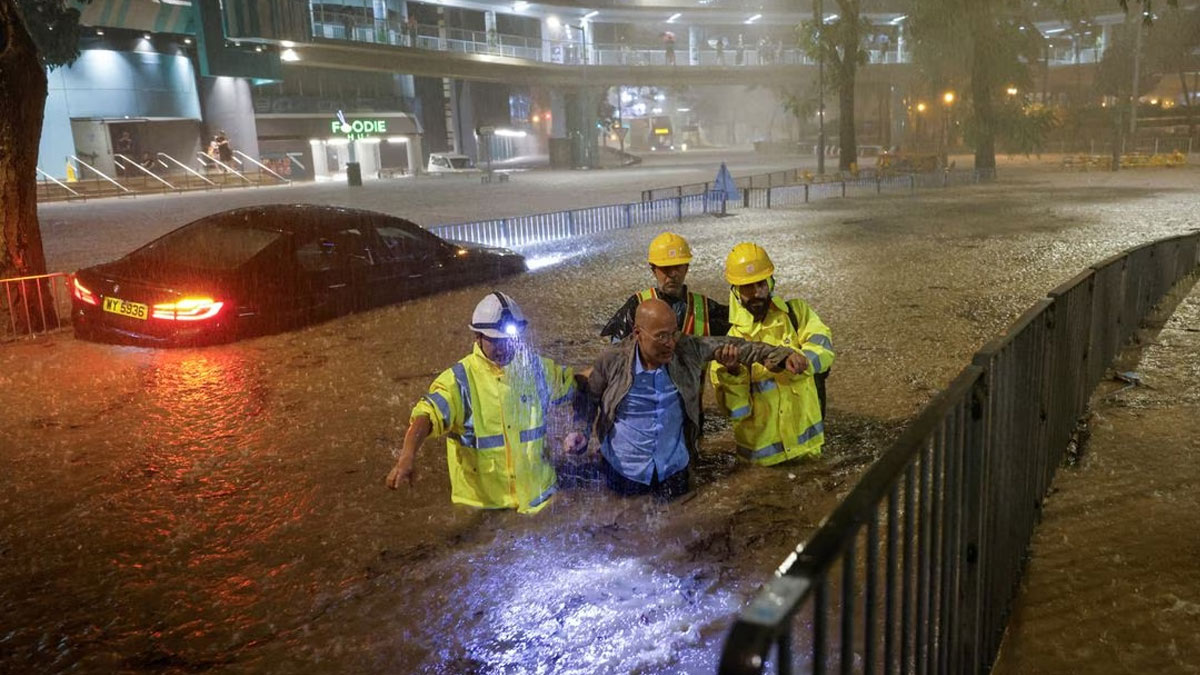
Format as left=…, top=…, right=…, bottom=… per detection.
left=583, top=299, right=805, bottom=498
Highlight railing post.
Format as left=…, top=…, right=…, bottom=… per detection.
left=877, top=175, right=882, bottom=194
left=804, top=183, right=809, bottom=203
left=676, top=196, right=683, bottom=222
left=841, top=180, right=846, bottom=198
left=625, top=203, right=633, bottom=228
left=500, top=218, right=510, bottom=247
left=910, top=174, right=916, bottom=193
left=743, top=189, right=750, bottom=209
left=954, top=374, right=990, bottom=675
left=766, top=187, right=772, bottom=209
left=567, top=210, right=575, bottom=236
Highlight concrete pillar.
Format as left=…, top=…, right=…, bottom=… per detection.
left=406, top=135, right=423, bottom=174
left=198, top=76, right=260, bottom=159
left=357, top=140, right=380, bottom=176
left=310, top=140, right=329, bottom=178
left=689, top=26, right=699, bottom=65
left=581, top=20, right=594, bottom=65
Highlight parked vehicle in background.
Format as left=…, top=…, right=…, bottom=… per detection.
left=427, top=152, right=479, bottom=175
left=70, top=204, right=526, bottom=346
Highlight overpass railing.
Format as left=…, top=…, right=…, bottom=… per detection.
left=310, top=11, right=911, bottom=67
left=717, top=231, right=1200, bottom=674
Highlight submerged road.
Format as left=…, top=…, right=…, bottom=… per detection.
left=2, top=165, right=1197, bottom=672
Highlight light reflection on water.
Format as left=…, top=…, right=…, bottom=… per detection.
left=421, top=532, right=737, bottom=674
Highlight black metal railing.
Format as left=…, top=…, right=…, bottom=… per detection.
left=719, top=231, right=1200, bottom=674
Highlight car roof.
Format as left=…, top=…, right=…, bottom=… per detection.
left=197, top=204, right=422, bottom=238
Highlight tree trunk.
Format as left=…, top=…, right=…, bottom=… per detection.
left=836, top=0, right=859, bottom=172
left=1, top=0, right=48, bottom=280
left=1, top=0, right=53, bottom=334
left=968, top=3, right=997, bottom=171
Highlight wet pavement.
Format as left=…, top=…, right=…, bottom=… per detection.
left=992, top=279, right=1200, bottom=675
left=2, top=164, right=1198, bottom=672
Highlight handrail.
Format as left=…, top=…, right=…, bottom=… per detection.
left=35, top=167, right=82, bottom=198
left=68, top=155, right=132, bottom=193
left=157, top=152, right=216, bottom=186
left=234, top=150, right=290, bottom=184
left=114, top=153, right=177, bottom=190
left=718, top=231, right=1200, bottom=674
left=196, top=153, right=252, bottom=184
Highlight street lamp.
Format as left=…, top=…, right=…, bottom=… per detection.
left=941, top=91, right=956, bottom=166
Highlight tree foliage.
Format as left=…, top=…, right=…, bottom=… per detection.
left=17, top=0, right=84, bottom=69
left=797, top=0, right=867, bottom=171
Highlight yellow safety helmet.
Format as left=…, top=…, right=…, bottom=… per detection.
left=647, top=232, right=693, bottom=267
left=724, top=242, right=775, bottom=286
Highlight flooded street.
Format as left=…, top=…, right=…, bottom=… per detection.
left=2, top=166, right=1198, bottom=672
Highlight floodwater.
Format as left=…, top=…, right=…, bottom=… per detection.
left=2, top=166, right=1198, bottom=673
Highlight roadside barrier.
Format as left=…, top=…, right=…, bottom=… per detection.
left=434, top=168, right=994, bottom=250
left=717, top=231, right=1200, bottom=674
left=1, top=273, right=73, bottom=340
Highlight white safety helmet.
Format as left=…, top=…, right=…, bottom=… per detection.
left=469, top=291, right=528, bottom=339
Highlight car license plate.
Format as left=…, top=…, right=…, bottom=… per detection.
left=102, top=296, right=149, bottom=320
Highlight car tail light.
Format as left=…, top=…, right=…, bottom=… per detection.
left=72, top=277, right=98, bottom=305
left=152, top=297, right=225, bottom=321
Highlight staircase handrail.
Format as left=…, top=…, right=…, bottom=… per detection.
left=113, top=153, right=177, bottom=191
left=234, top=150, right=290, bottom=184
left=68, top=155, right=131, bottom=193
left=35, top=167, right=82, bottom=198
left=196, top=153, right=252, bottom=184
left=157, top=152, right=216, bottom=186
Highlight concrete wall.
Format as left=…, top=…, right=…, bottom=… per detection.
left=38, top=47, right=202, bottom=177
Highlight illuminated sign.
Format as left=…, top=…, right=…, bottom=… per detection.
left=331, top=110, right=389, bottom=140
left=654, top=128, right=670, bottom=135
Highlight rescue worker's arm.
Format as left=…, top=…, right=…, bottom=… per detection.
left=791, top=300, right=835, bottom=374
left=599, top=295, right=640, bottom=342
left=386, top=415, right=432, bottom=488
left=386, top=369, right=464, bottom=489
left=706, top=298, right=732, bottom=336
left=544, top=358, right=590, bottom=453
left=693, top=336, right=797, bottom=374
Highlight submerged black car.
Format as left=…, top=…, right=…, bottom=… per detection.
left=71, top=204, right=526, bottom=345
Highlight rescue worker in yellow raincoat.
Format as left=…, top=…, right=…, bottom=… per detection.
left=709, top=243, right=834, bottom=465
left=385, top=291, right=586, bottom=513
left=600, top=232, right=731, bottom=341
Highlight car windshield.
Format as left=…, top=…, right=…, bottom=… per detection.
left=449, top=157, right=471, bottom=169
left=128, top=220, right=282, bottom=271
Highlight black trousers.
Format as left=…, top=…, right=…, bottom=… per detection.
left=601, top=459, right=690, bottom=500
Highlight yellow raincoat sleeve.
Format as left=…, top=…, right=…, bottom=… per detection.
left=709, top=328, right=754, bottom=420
left=789, top=300, right=835, bottom=375
left=540, top=357, right=577, bottom=408
left=410, top=367, right=465, bottom=438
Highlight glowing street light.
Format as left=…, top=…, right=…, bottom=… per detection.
left=943, top=91, right=956, bottom=105
left=1006, top=86, right=1019, bottom=96
left=916, top=102, right=927, bottom=112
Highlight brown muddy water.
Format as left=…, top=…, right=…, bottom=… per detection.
left=2, top=167, right=1197, bottom=673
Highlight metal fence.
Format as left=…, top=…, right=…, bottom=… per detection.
left=432, top=168, right=995, bottom=252
left=718, top=231, right=1200, bottom=675
left=1, top=273, right=73, bottom=340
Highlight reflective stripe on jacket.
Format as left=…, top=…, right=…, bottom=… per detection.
left=637, top=288, right=711, bottom=336
left=412, top=343, right=576, bottom=513
left=710, top=294, right=834, bottom=465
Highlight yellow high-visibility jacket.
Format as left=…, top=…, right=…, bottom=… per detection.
left=412, top=343, right=576, bottom=513
left=710, top=294, right=834, bottom=465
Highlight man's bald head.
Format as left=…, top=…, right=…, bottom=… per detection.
left=635, top=298, right=676, bottom=333
left=633, top=298, right=680, bottom=369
